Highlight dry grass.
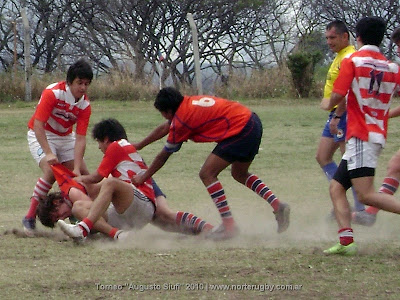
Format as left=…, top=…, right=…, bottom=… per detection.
left=0, top=65, right=328, bottom=104
left=1, top=99, right=400, bottom=299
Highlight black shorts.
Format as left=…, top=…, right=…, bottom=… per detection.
left=212, top=113, right=262, bottom=163
left=333, top=159, right=375, bottom=190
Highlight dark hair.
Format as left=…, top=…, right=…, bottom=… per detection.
left=92, top=118, right=128, bottom=142
left=391, top=27, right=400, bottom=44
left=36, top=192, right=64, bottom=228
left=355, top=16, right=386, bottom=46
left=66, top=58, right=93, bottom=84
left=154, top=87, right=184, bottom=114
left=326, top=20, right=350, bottom=39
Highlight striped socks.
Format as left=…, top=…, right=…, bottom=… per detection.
left=175, top=211, right=213, bottom=234
left=206, top=181, right=234, bottom=225
left=245, top=174, right=280, bottom=211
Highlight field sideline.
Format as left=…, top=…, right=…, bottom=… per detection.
left=1, top=98, right=400, bottom=299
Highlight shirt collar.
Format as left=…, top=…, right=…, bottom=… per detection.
left=358, top=45, right=381, bottom=53
left=65, top=84, right=84, bottom=105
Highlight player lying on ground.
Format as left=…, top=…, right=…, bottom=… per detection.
left=37, top=164, right=214, bottom=239
left=47, top=118, right=214, bottom=241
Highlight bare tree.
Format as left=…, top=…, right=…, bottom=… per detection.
left=0, top=0, right=23, bottom=71
left=299, top=0, right=400, bottom=58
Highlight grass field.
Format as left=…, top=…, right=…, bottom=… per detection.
left=1, top=98, right=400, bottom=299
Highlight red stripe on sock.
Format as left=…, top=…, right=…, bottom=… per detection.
left=108, top=227, right=118, bottom=238
left=338, top=227, right=354, bottom=246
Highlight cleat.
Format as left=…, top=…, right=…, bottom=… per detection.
left=205, top=223, right=239, bottom=241
left=274, top=202, right=290, bottom=233
left=22, top=217, right=36, bottom=237
left=323, top=242, right=357, bottom=256
left=114, top=230, right=129, bottom=241
left=352, top=210, right=376, bottom=226
left=57, top=219, right=85, bottom=241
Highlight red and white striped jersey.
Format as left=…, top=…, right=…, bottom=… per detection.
left=97, top=139, right=155, bottom=203
left=333, top=45, right=400, bottom=145
left=28, top=81, right=91, bottom=136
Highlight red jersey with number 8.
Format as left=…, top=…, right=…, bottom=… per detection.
left=167, top=95, right=252, bottom=144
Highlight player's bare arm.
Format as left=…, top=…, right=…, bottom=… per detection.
left=328, top=94, right=346, bottom=135
left=132, top=148, right=172, bottom=185
left=320, top=97, right=331, bottom=111
left=389, top=105, right=400, bottom=118
left=327, top=92, right=345, bottom=111
left=73, top=134, right=87, bottom=175
left=76, top=171, right=104, bottom=185
left=33, top=119, right=58, bottom=165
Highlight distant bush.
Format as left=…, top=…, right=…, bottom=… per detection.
left=287, top=51, right=322, bottom=98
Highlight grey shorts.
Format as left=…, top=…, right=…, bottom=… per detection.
left=106, top=188, right=155, bottom=230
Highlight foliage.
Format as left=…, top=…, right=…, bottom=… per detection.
left=287, top=51, right=322, bottom=98
left=215, top=67, right=293, bottom=99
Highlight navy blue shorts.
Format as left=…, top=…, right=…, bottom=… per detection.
left=321, top=110, right=347, bottom=142
left=212, top=113, right=262, bottom=163
left=152, top=179, right=166, bottom=198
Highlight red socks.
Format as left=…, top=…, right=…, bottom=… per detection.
left=25, top=196, right=40, bottom=219
left=338, top=228, right=354, bottom=246
left=78, top=218, right=94, bottom=237
left=26, top=178, right=53, bottom=219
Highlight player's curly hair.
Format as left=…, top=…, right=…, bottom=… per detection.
left=154, top=87, right=184, bottom=114
left=36, top=192, right=64, bottom=228
left=92, top=118, right=128, bottom=142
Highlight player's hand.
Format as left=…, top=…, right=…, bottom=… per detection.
left=329, top=118, right=340, bottom=135
left=131, top=174, right=145, bottom=185
left=74, top=175, right=84, bottom=183
left=46, top=153, right=59, bottom=165
left=73, top=168, right=81, bottom=176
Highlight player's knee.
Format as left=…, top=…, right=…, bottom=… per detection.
left=230, top=170, right=246, bottom=184
left=103, top=177, right=119, bottom=190
left=315, top=153, right=328, bottom=166
left=199, top=169, right=211, bottom=182
left=329, top=180, right=344, bottom=199
left=386, top=163, right=400, bottom=178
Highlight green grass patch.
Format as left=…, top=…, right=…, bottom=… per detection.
left=1, top=99, right=400, bottom=299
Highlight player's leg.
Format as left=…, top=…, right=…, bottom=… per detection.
left=62, top=158, right=90, bottom=176
left=71, top=200, right=123, bottom=240
left=152, top=195, right=214, bottom=234
left=335, top=115, right=365, bottom=214
left=58, top=177, right=134, bottom=240
left=199, top=152, right=238, bottom=239
left=231, top=161, right=290, bottom=233
left=316, top=136, right=340, bottom=180
left=324, top=160, right=357, bottom=256
left=353, top=176, right=400, bottom=213
left=356, top=149, right=400, bottom=223
left=23, top=130, right=55, bottom=235
left=316, top=114, right=341, bottom=181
